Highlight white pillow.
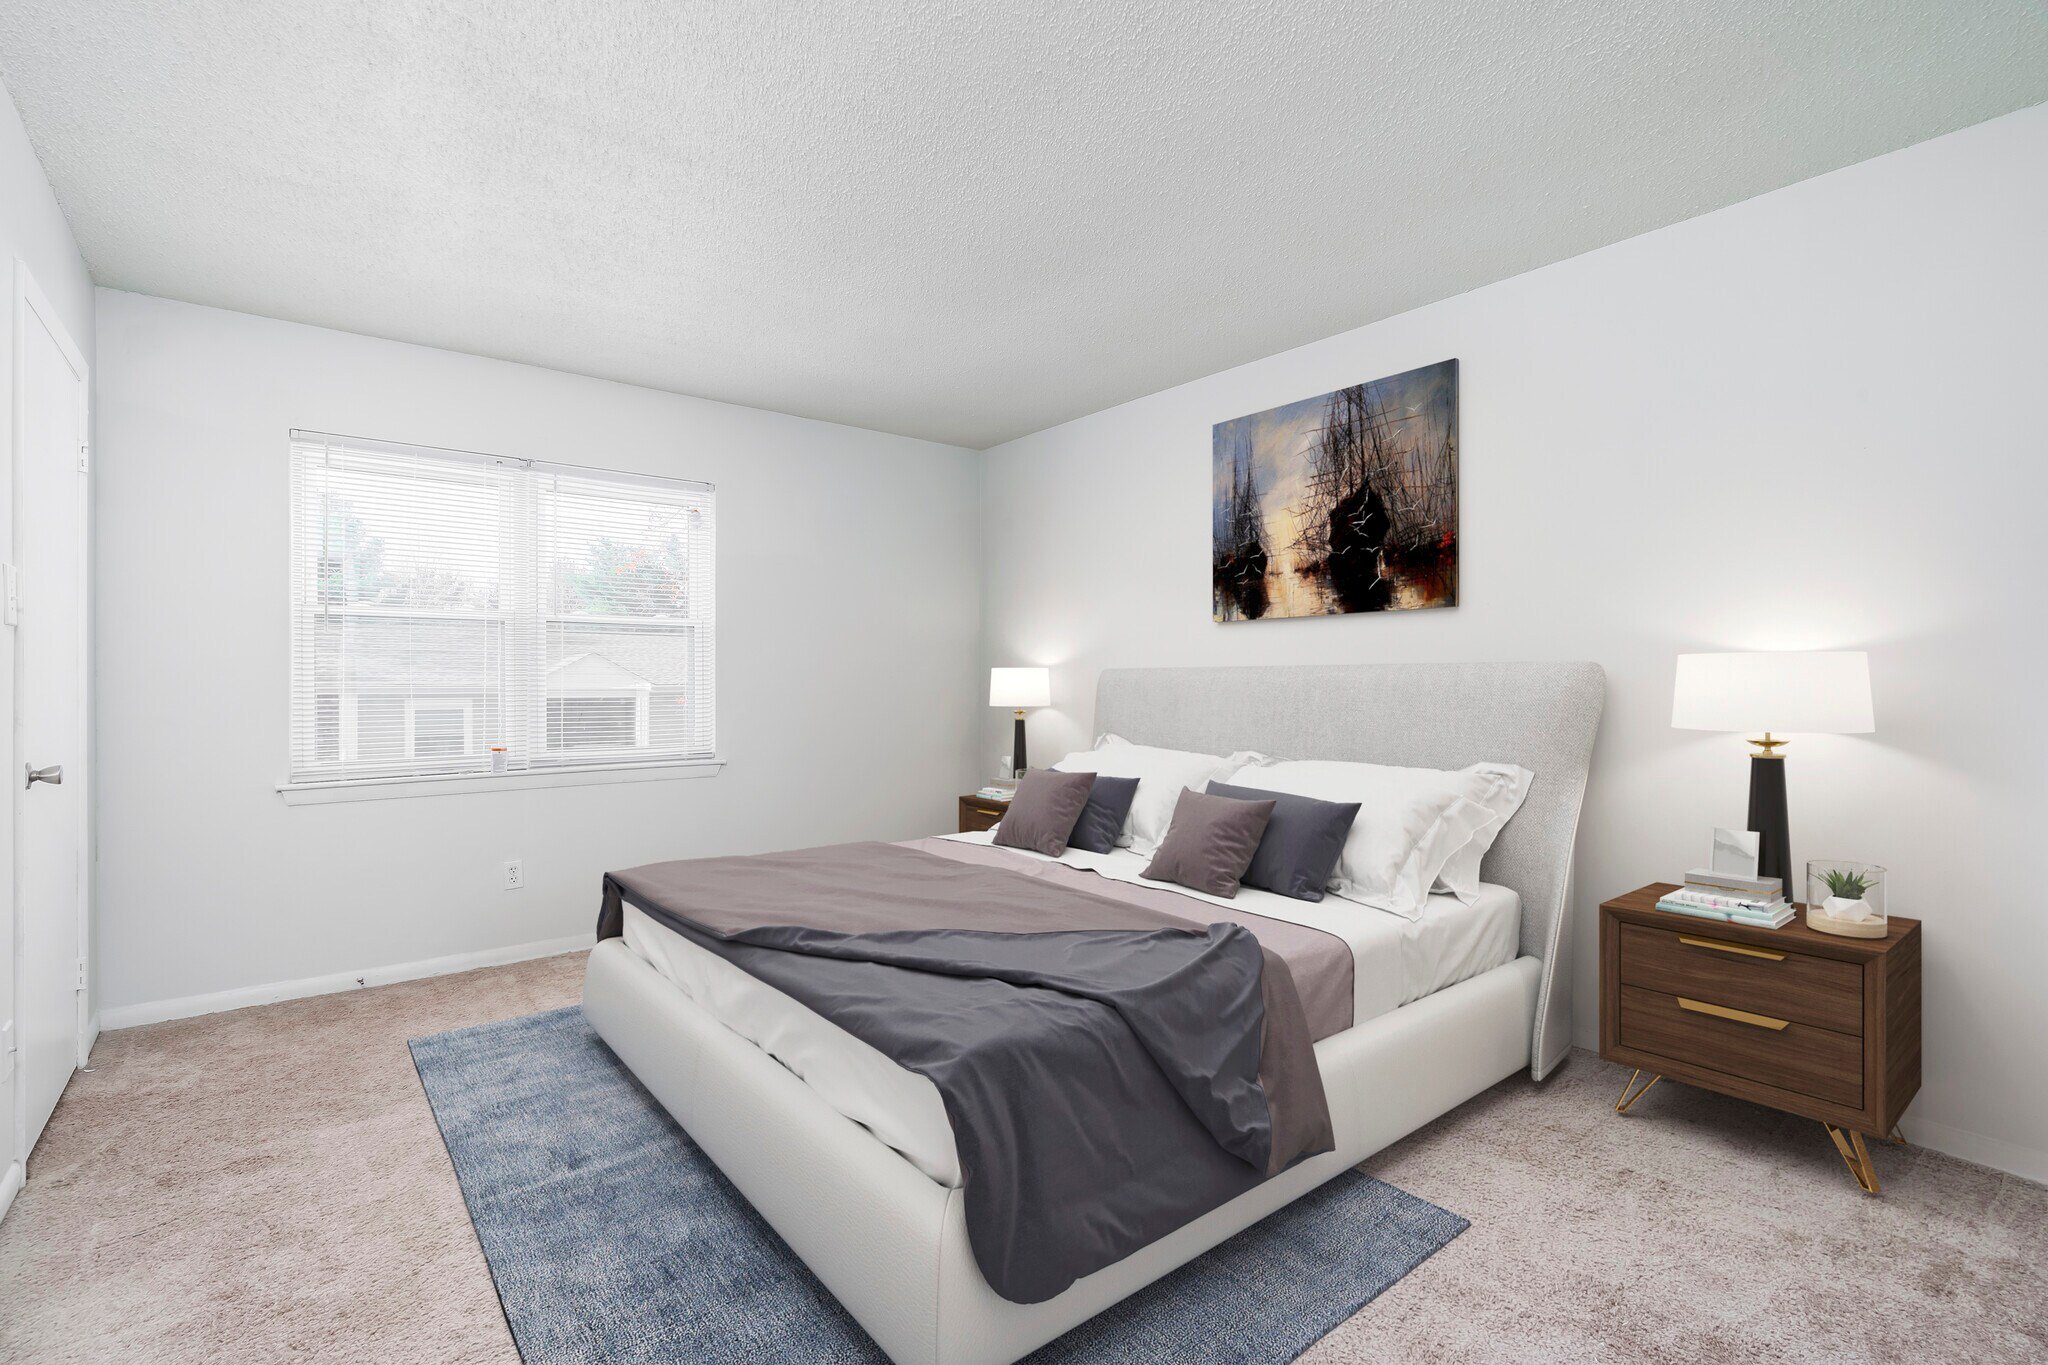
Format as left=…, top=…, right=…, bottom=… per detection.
left=1432, top=765, right=1535, bottom=903
left=1222, top=758, right=1529, bottom=920
left=1053, top=735, right=1253, bottom=855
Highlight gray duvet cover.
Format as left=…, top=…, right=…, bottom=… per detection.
left=596, top=840, right=1335, bottom=1304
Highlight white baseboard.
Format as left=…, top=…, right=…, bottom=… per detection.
left=1901, top=1115, right=2048, bottom=1186
left=0, top=1160, right=22, bottom=1226
left=1568, top=1032, right=2048, bottom=1186
left=99, top=933, right=595, bottom=1032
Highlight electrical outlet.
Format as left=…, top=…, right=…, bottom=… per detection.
left=502, top=859, right=524, bottom=891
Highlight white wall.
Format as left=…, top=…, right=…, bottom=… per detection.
left=979, top=104, right=2048, bottom=1179
left=1, top=73, right=94, bottom=1209
left=0, top=87, right=91, bottom=347
left=94, top=291, right=982, bottom=1021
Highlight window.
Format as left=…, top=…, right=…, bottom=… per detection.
left=548, top=695, right=641, bottom=752
left=407, top=700, right=474, bottom=758
left=288, top=431, right=715, bottom=786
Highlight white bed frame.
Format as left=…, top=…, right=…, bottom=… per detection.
left=582, top=661, right=1604, bottom=1365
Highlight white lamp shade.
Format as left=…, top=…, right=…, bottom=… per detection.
left=1672, top=651, right=1874, bottom=734
left=989, top=666, right=1051, bottom=709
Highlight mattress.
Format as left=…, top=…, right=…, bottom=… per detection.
left=618, top=838, right=1521, bottom=1188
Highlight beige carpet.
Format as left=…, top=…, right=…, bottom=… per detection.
left=1, top=955, right=2042, bottom=1364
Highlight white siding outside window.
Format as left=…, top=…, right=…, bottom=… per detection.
left=287, top=431, right=715, bottom=789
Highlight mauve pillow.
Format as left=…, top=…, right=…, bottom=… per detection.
left=1207, top=781, right=1360, bottom=902
left=1066, top=775, right=1141, bottom=855
left=1140, top=788, right=1276, bottom=899
left=992, top=768, right=1097, bottom=856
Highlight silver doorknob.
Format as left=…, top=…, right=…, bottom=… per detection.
left=25, top=763, right=61, bottom=789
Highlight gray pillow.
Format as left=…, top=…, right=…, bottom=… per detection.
left=1207, top=781, right=1361, bottom=902
left=991, top=768, right=1097, bottom=856
left=1066, top=775, right=1141, bottom=855
left=1140, top=787, right=1276, bottom=899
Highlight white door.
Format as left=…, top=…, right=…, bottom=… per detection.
left=12, top=263, right=89, bottom=1163
left=0, top=278, right=14, bottom=1206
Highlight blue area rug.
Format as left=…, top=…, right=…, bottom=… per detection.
left=411, top=1006, right=1466, bottom=1364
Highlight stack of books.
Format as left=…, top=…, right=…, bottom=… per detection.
left=972, top=784, right=1017, bottom=802
left=1656, top=868, right=1793, bottom=929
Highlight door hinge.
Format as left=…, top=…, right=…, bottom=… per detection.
left=76, top=959, right=89, bottom=992
left=79, top=443, right=90, bottom=474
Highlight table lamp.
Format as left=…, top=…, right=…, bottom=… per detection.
left=1671, top=651, right=1874, bottom=886
left=989, top=667, right=1051, bottom=779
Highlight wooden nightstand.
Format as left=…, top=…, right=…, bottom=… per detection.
left=1599, top=885, right=1921, bottom=1193
left=957, top=794, right=1010, bottom=834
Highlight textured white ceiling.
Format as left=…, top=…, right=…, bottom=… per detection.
left=3, top=2, right=2045, bottom=448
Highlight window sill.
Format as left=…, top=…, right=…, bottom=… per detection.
left=276, top=757, right=725, bottom=805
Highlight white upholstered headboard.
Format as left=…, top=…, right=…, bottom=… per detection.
left=1094, top=661, right=1605, bottom=1080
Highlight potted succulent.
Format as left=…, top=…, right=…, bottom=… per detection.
left=1806, top=861, right=1889, bottom=939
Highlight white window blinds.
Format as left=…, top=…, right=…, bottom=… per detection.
left=288, top=432, right=714, bottom=785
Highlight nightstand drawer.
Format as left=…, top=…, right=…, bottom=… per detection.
left=957, top=796, right=1008, bottom=834
left=1619, top=924, right=1862, bottom=1035
left=1618, top=985, right=1862, bottom=1109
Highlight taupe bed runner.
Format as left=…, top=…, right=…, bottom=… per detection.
left=598, top=840, right=1335, bottom=1304
left=912, top=835, right=1356, bottom=1038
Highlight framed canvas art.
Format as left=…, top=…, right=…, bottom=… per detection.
left=1213, top=358, right=1458, bottom=621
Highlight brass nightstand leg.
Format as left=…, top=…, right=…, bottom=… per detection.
left=1885, top=1126, right=1907, bottom=1147
left=1614, top=1069, right=1662, bottom=1114
left=1825, top=1124, right=1881, bottom=1194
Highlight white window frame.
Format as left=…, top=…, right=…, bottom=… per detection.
left=280, top=431, right=721, bottom=803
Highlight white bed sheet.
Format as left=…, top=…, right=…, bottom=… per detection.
left=617, top=840, right=1520, bottom=1188
left=934, top=830, right=1520, bottom=1027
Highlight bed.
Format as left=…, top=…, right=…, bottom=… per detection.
left=581, top=661, right=1604, bottom=1365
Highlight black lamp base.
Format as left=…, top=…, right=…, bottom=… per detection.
left=1747, top=754, right=1790, bottom=888
left=1011, top=711, right=1028, bottom=778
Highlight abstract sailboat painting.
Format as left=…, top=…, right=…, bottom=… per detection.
left=1212, top=358, right=1458, bottom=622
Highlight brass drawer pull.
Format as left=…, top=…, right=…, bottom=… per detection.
left=1677, top=996, right=1790, bottom=1031
left=1679, top=934, right=1786, bottom=962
